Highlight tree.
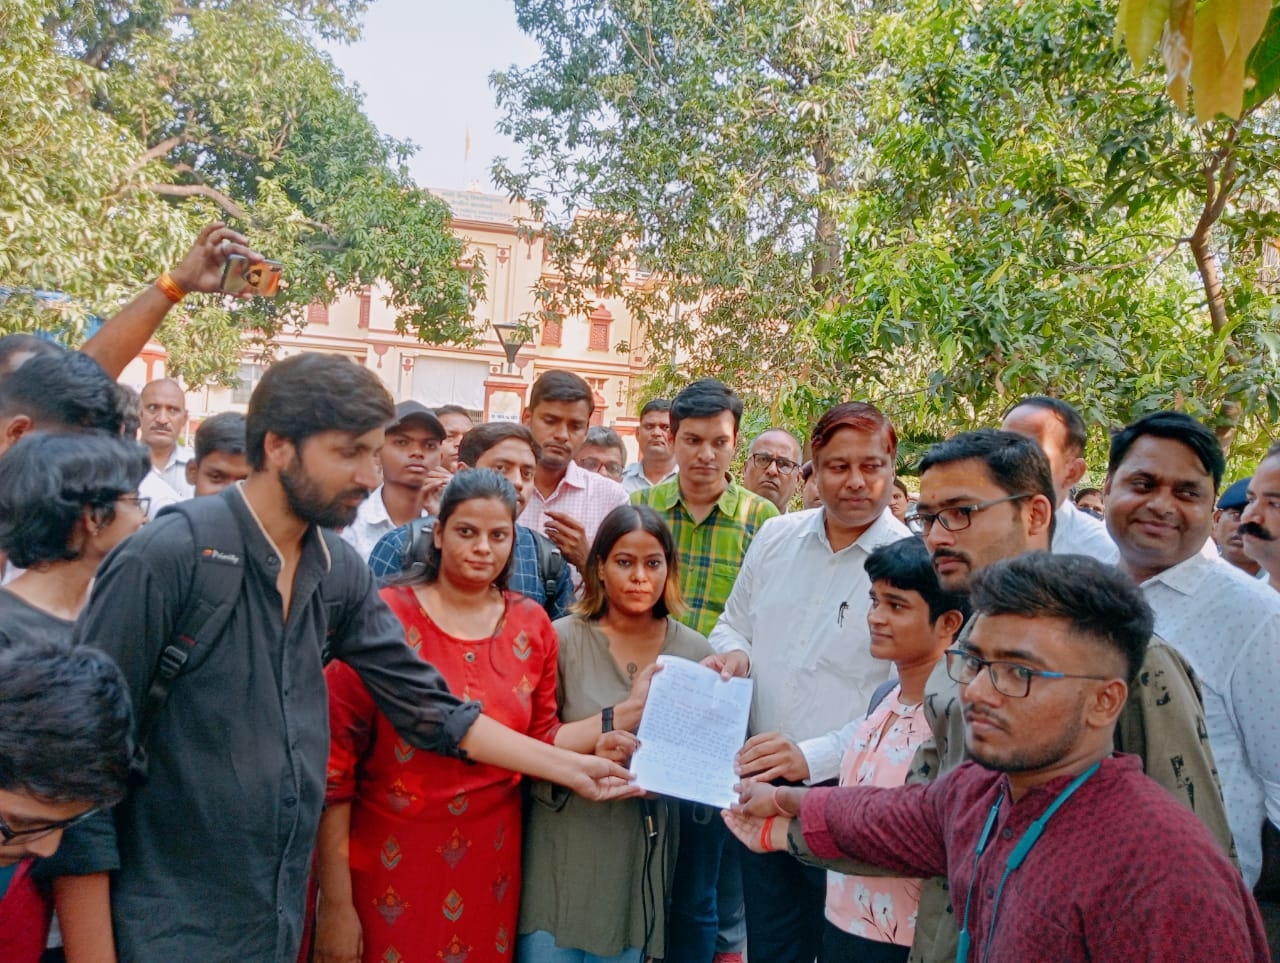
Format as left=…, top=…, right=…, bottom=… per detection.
left=497, top=0, right=1280, bottom=466
left=1, top=0, right=480, bottom=384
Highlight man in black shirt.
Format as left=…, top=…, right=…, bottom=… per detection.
left=66, top=353, right=631, bottom=961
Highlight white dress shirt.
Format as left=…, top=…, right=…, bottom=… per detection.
left=620, top=461, right=678, bottom=494
left=1141, top=551, right=1280, bottom=886
left=139, top=470, right=184, bottom=521
left=153, top=445, right=195, bottom=500
left=339, top=486, right=426, bottom=563
left=1052, top=500, right=1117, bottom=561
left=708, top=507, right=911, bottom=783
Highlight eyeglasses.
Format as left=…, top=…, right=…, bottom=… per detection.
left=0, top=806, right=98, bottom=846
left=905, top=493, right=1031, bottom=535
left=748, top=453, right=800, bottom=476
left=944, top=648, right=1112, bottom=699
left=578, top=457, right=624, bottom=480
left=120, top=493, right=152, bottom=515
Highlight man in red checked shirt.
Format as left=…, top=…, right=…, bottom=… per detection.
left=724, top=553, right=1268, bottom=963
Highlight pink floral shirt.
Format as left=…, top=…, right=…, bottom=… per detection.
left=825, top=684, right=932, bottom=947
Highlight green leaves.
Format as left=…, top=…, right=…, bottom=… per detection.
left=0, top=0, right=478, bottom=383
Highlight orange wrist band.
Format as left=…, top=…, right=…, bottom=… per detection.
left=772, top=785, right=798, bottom=817
left=760, top=815, right=777, bottom=853
left=156, top=272, right=186, bottom=304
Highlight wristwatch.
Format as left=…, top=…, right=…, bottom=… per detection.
left=601, top=706, right=615, bottom=733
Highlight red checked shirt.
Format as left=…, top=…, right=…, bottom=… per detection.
left=801, top=755, right=1268, bottom=962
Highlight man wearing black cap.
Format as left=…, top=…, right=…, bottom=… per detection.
left=340, top=400, right=445, bottom=561
left=1214, top=477, right=1262, bottom=578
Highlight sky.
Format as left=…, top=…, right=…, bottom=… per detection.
left=323, top=0, right=541, bottom=194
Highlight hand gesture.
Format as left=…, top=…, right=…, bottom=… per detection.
left=736, top=732, right=810, bottom=783
left=313, top=897, right=363, bottom=963
left=420, top=466, right=452, bottom=517
left=543, top=510, right=590, bottom=571
left=595, top=730, right=641, bottom=766
left=169, top=222, right=261, bottom=295
left=701, top=649, right=750, bottom=680
left=568, top=754, right=643, bottom=802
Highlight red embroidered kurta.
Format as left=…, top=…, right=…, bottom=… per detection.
left=326, top=587, right=559, bottom=963
left=0, top=859, right=51, bottom=963
left=802, top=755, right=1268, bottom=962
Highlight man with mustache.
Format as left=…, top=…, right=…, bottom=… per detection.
left=740, top=427, right=804, bottom=512
left=1214, top=477, right=1263, bottom=577
left=519, top=370, right=629, bottom=580
left=1242, top=448, right=1280, bottom=591
left=722, top=553, right=1267, bottom=962
left=802, top=429, right=1229, bottom=963
left=1105, top=412, right=1280, bottom=898
left=138, top=379, right=194, bottom=501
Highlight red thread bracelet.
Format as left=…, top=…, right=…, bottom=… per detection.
left=760, top=815, right=776, bottom=852
left=155, top=272, right=186, bottom=304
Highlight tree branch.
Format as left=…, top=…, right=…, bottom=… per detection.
left=141, top=183, right=251, bottom=222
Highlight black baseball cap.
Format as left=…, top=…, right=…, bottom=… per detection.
left=388, top=401, right=445, bottom=439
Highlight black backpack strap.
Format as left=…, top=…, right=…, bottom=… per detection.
left=865, top=678, right=900, bottom=718
left=132, top=498, right=245, bottom=779
left=319, top=529, right=360, bottom=665
left=529, top=529, right=565, bottom=617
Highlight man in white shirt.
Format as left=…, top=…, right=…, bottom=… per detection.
left=518, top=370, right=629, bottom=580
left=339, top=401, right=444, bottom=561
left=709, top=401, right=909, bottom=963
left=139, top=378, right=195, bottom=500
left=620, top=398, right=678, bottom=494
left=1216, top=477, right=1264, bottom=577
left=1105, top=411, right=1280, bottom=890
left=740, top=427, right=803, bottom=512
left=1001, top=395, right=1116, bottom=560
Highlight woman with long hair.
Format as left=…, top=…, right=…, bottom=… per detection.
left=314, top=469, right=561, bottom=963
left=518, top=504, right=712, bottom=963
left=0, top=430, right=150, bottom=963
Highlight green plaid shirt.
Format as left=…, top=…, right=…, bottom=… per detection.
left=632, top=478, right=780, bottom=637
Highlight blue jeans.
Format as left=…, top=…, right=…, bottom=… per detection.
left=715, top=839, right=747, bottom=953
left=517, top=930, right=644, bottom=963
left=665, top=802, right=728, bottom=962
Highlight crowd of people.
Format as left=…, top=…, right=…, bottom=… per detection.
left=0, top=230, right=1277, bottom=963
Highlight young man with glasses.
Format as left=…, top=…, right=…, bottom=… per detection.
left=0, top=642, right=133, bottom=963
left=741, top=428, right=804, bottom=512
left=723, top=553, right=1267, bottom=962
left=709, top=402, right=909, bottom=963
left=830, top=429, right=1229, bottom=963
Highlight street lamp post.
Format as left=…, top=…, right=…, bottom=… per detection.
left=491, top=322, right=528, bottom=374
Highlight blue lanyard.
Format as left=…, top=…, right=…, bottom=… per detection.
left=954, top=761, right=1101, bottom=963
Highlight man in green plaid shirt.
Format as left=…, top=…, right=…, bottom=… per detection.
left=630, top=377, right=777, bottom=963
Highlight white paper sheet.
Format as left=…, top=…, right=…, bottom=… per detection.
left=629, top=655, right=753, bottom=809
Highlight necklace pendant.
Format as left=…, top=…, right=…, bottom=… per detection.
left=626, top=661, right=638, bottom=680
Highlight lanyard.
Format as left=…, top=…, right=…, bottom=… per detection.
left=954, top=761, right=1101, bottom=963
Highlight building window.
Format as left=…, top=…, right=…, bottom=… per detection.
left=541, top=313, right=563, bottom=346
left=306, top=301, right=329, bottom=325
left=588, top=304, right=613, bottom=351
left=232, top=363, right=265, bottom=405
left=358, top=287, right=372, bottom=329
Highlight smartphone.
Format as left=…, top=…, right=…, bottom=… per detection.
left=219, top=255, right=283, bottom=297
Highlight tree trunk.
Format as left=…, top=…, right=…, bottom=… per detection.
left=812, top=139, right=840, bottom=290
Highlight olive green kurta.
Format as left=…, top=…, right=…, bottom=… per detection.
left=519, top=615, right=712, bottom=958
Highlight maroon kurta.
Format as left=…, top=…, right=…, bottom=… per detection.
left=802, top=755, right=1268, bottom=962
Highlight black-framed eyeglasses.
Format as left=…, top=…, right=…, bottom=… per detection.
left=0, top=806, right=98, bottom=846
left=578, top=457, right=624, bottom=480
left=905, top=493, right=1031, bottom=535
left=748, top=453, right=800, bottom=476
left=944, top=648, right=1112, bottom=699
left=119, top=493, right=152, bottom=515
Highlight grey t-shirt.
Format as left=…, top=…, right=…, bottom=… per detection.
left=0, top=588, right=74, bottom=648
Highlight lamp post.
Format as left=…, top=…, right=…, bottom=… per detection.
left=491, top=322, right=528, bottom=374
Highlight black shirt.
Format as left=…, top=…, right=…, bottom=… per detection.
left=0, top=588, right=73, bottom=648
left=69, top=486, right=481, bottom=961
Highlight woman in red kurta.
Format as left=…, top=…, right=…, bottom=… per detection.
left=315, top=470, right=559, bottom=963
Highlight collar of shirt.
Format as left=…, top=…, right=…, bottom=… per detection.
left=155, top=444, right=194, bottom=474
left=802, top=505, right=909, bottom=553
left=651, top=476, right=743, bottom=520
left=622, top=461, right=677, bottom=483
left=536, top=460, right=589, bottom=503
left=231, top=481, right=333, bottom=576
left=1140, top=549, right=1218, bottom=597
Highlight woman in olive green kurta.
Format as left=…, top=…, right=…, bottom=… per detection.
left=518, top=505, right=712, bottom=962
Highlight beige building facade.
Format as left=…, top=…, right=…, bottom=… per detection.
left=122, top=189, right=657, bottom=457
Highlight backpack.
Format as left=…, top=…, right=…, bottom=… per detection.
left=397, top=516, right=565, bottom=617
left=131, top=496, right=355, bottom=779
left=865, top=678, right=900, bottom=718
